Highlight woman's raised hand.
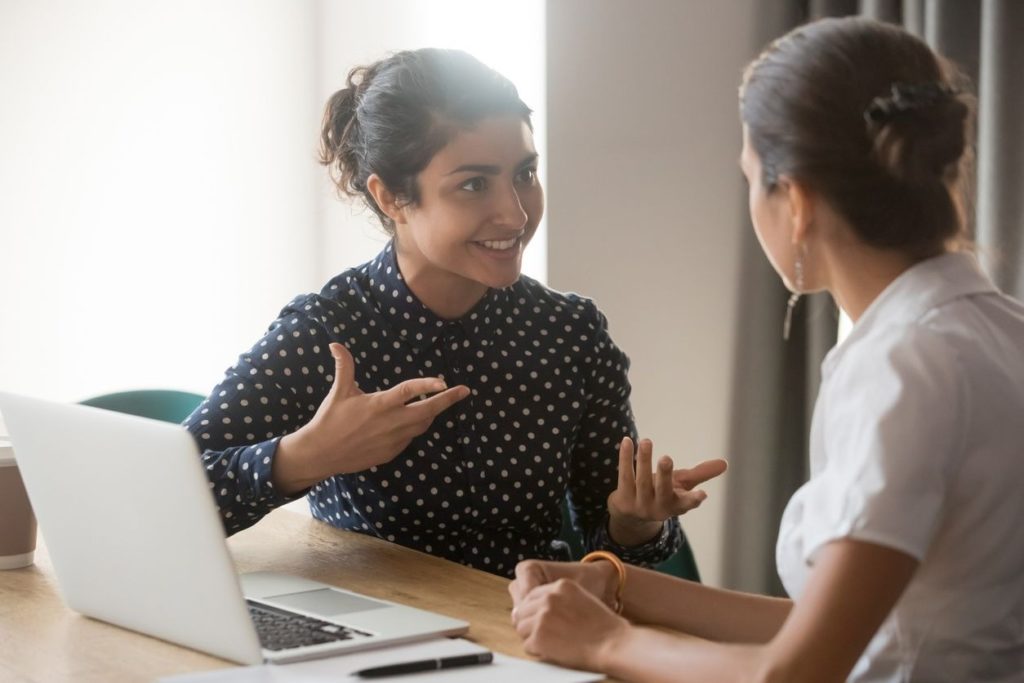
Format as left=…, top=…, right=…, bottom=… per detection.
left=273, top=342, right=470, bottom=493
left=606, top=437, right=727, bottom=546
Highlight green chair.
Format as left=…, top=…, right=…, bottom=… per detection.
left=559, top=498, right=701, bottom=581
left=79, top=389, right=204, bottom=424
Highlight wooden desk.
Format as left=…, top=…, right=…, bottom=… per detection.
left=0, top=509, right=538, bottom=682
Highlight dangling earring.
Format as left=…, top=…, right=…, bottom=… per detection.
left=782, top=245, right=805, bottom=341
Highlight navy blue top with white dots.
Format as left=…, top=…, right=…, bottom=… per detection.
left=186, top=243, right=682, bottom=577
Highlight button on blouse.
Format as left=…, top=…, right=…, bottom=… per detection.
left=186, top=242, right=683, bottom=577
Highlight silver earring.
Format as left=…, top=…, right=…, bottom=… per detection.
left=782, top=247, right=804, bottom=341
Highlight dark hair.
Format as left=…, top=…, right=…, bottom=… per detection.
left=319, top=48, right=533, bottom=233
left=739, top=17, right=975, bottom=258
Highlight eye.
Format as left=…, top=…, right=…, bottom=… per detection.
left=459, top=177, right=487, bottom=192
left=515, top=167, right=538, bottom=185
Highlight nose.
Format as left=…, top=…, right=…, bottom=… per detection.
left=492, top=182, right=528, bottom=231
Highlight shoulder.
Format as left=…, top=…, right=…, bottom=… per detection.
left=823, top=321, right=968, bottom=469
left=511, top=276, right=608, bottom=331
left=270, top=262, right=377, bottom=331
left=832, top=320, right=964, bottom=394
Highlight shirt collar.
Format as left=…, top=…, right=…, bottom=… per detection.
left=365, top=241, right=503, bottom=351
left=823, top=251, right=996, bottom=374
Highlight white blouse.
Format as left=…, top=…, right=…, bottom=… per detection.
left=777, top=252, right=1024, bottom=682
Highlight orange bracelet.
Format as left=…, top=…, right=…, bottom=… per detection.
left=580, top=550, right=626, bottom=614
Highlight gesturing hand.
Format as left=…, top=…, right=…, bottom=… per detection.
left=606, top=437, right=727, bottom=546
left=272, top=343, right=470, bottom=493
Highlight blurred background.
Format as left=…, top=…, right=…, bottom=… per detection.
left=2, top=0, right=1021, bottom=593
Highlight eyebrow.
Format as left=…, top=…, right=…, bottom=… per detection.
left=446, top=153, right=539, bottom=176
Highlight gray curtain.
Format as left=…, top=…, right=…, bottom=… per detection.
left=723, top=0, right=1024, bottom=595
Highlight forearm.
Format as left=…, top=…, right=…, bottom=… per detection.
left=600, top=625, right=765, bottom=683
left=199, top=440, right=298, bottom=534
left=621, top=565, right=792, bottom=643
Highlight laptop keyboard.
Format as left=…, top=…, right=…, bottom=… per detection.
left=247, top=599, right=372, bottom=651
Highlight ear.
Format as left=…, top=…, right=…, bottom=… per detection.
left=780, top=176, right=816, bottom=245
left=366, top=174, right=406, bottom=226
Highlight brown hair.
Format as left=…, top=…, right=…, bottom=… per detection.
left=739, top=17, right=975, bottom=258
left=319, top=48, right=532, bottom=233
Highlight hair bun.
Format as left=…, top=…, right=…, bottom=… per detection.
left=865, top=81, right=969, bottom=186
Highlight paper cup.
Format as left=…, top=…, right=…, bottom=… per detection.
left=0, top=440, right=37, bottom=569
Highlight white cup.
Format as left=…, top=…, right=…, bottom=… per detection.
left=0, top=440, right=37, bottom=569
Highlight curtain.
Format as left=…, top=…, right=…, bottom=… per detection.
left=723, top=0, right=1024, bottom=595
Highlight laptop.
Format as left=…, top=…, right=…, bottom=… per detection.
left=0, top=391, right=468, bottom=665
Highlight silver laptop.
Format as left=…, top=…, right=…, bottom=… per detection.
left=0, top=391, right=468, bottom=665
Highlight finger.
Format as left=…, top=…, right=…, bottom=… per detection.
left=385, top=376, right=451, bottom=406
left=510, top=561, right=547, bottom=604
left=672, top=458, right=728, bottom=489
left=653, top=455, right=675, bottom=509
left=404, top=385, right=471, bottom=421
left=673, top=488, right=709, bottom=513
left=615, top=437, right=635, bottom=491
left=516, top=612, right=541, bottom=647
left=634, top=439, right=654, bottom=504
left=327, top=343, right=359, bottom=400
left=512, top=585, right=549, bottom=624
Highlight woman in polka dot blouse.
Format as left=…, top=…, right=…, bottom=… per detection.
left=186, top=48, right=726, bottom=578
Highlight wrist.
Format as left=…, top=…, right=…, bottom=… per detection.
left=274, top=429, right=327, bottom=494
left=594, top=617, right=635, bottom=673
left=580, top=550, right=627, bottom=614
left=607, top=511, right=663, bottom=547
left=582, top=558, right=620, bottom=611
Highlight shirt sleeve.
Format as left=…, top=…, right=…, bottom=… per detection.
left=184, top=295, right=335, bottom=535
left=800, top=326, right=967, bottom=564
left=566, top=303, right=683, bottom=566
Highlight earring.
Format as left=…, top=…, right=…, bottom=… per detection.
left=782, top=245, right=805, bottom=341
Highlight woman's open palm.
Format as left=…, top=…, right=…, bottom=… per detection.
left=607, top=437, right=727, bottom=524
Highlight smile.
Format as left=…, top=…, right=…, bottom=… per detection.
left=476, top=237, right=521, bottom=251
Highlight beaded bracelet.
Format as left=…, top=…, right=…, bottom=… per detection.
left=580, top=550, right=626, bottom=615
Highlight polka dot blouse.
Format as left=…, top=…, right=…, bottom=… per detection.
left=186, top=242, right=683, bottom=577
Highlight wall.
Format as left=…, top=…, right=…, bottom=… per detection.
left=0, top=0, right=319, bottom=401
left=314, top=0, right=547, bottom=285
left=546, top=0, right=758, bottom=586
left=1, top=0, right=758, bottom=586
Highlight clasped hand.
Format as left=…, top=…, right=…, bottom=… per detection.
left=605, top=437, right=727, bottom=545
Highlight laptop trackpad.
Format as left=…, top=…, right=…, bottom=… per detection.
left=267, top=588, right=388, bottom=616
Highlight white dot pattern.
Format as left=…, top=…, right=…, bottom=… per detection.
left=186, top=242, right=681, bottom=577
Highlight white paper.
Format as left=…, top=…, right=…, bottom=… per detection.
left=157, top=637, right=603, bottom=683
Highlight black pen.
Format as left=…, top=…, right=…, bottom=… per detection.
left=353, top=651, right=494, bottom=678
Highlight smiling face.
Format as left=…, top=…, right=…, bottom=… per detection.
left=389, top=115, right=543, bottom=317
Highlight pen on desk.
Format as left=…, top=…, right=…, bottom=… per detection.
left=353, top=651, right=494, bottom=678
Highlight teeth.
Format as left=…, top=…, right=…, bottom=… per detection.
left=480, top=238, right=518, bottom=250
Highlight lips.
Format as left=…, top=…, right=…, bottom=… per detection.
left=474, top=233, right=524, bottom=251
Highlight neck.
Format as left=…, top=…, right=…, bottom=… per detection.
left=821, top=239, right=924, bottom=322
left=395, top=245, right=489, bottom=320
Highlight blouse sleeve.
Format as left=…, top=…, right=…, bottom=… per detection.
left=566, top=303, right=683, bottom=566
left=184, top=295, right=334, bottom=535
left=800, top=327, right=967, bottom=563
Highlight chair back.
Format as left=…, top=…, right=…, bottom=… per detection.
left=79, top=389, right=204, bottom=424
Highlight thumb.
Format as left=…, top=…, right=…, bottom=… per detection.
left=328, top=342, right=359, bottom=399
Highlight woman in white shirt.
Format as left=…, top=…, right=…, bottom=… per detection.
left=506, top=16, right=1024, bottom=682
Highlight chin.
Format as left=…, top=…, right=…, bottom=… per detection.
left=488, top=273, right=522, bottom=289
